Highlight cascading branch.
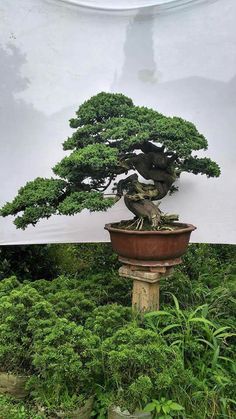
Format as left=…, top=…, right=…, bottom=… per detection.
left=1, top=92, right=220, bottom=229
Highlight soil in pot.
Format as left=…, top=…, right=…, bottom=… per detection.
left=112, top=219, right=180, bottom=231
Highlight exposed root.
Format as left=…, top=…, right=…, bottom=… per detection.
left=136, top=217, right=144, bottom=230
left=157, top=226, right=175, bottom=231
left=160, top=213, right=179, bottom=223
left=151, top=213, right=159, bottom=228
left=126, top=218, right=139, bottom=229
left=126, top=217, right=144, bottom=230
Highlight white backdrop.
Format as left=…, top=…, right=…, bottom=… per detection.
left=0, top=0, right=236, bottom=244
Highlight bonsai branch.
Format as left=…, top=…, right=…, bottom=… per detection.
left=95, top=176, right=114, bottom=192
left=119, top=149, right=176, bottom=201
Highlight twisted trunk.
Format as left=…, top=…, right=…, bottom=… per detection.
left=117, top=145, right=178, bottom=227
left=124, top=196, right=161, bottom=227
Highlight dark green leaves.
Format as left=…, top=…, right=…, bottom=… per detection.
left=0, top=178, right=68, bottom=229
left=63, top=122, right=105, bottom=150
left=148, top=116, right=208, bottom=157
left=53, top=143, right=119, bottom=182
left=144, top=398, right=184, bottom=418
left=58, top=191, right=115, bottom=215
left=72, top=92, right=134, bottom=126
left=181, top=156, right=221, bottom=177
left=65, top=98, right=208, bottom=157
left=101, top=325, right=184, bottom=412
left=0, top=178, right=67, bottom=216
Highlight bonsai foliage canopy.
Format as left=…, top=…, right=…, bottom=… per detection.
left=1, top=92, right=220, bottom=229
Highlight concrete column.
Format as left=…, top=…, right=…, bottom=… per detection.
left=119, top=264, right=173, bottom=312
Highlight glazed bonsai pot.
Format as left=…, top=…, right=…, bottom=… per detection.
left=105, top=222, right=196, bottom=263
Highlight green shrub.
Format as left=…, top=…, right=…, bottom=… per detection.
left=144, top=398, right=185, bottom=418
left=0, top=276, right=21, bottom=297
left=85, top=304, right=133, bottom=339
left=27, top=275, right=78, bottom=296
left=27, top=273, right=132, bottom=322
left=161, top=249, right=236, bottom=319
left=143, top=297, right=236, bottom=418
left=181, top=243, right=236, bottom=284
left=144, top=298, right=234, bottom=369
left=101, top=325, right=186, bottom=413
left=26, top=271, right=132, bottom=309
left=47, top=288, right=95, bottom=324
left=25, top=275, right=95, bottom=324
left=0, top=242, right=119, bottom=283
left=0, top=243, right=235, bottom=418
left=78, top=272, right=132, bottom=306
left=160, top=270, right=204, bottom=308
left=0, top=245, right=58, bottom=281
left=0, top=284, right=56, bottom=374
left=28, top=318, right=100, bottom=414
left=0, top=394, right=44, bottom=419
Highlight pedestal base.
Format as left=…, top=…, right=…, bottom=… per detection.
left=119, top=264, right=173, bottom=312
left=119, top=256, right=182, bottom=267
left=132, top=278, right=160, bottom=312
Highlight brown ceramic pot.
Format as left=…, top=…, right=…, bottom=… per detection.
left=105, top=222, right=196, bottom=262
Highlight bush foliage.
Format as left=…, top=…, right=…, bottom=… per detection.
left=0, top=242, right=235, bottom=418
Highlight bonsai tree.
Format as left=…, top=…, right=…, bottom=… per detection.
left=0, top=92, right=220, bottom=230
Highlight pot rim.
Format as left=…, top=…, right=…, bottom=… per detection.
left=105, top=222, right=196, bottom=235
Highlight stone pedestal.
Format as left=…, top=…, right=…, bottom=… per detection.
left=118, top=259, right=177, bottom=312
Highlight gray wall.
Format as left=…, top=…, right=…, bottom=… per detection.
left=0, top=0, right=235, bottom=244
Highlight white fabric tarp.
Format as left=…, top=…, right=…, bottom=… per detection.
left=0, top=0, right=235, bottom=244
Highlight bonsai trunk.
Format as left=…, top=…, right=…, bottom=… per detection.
left=124, top=196, right=161, bottom=227
left=117, top=147, right=178, bottom=228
